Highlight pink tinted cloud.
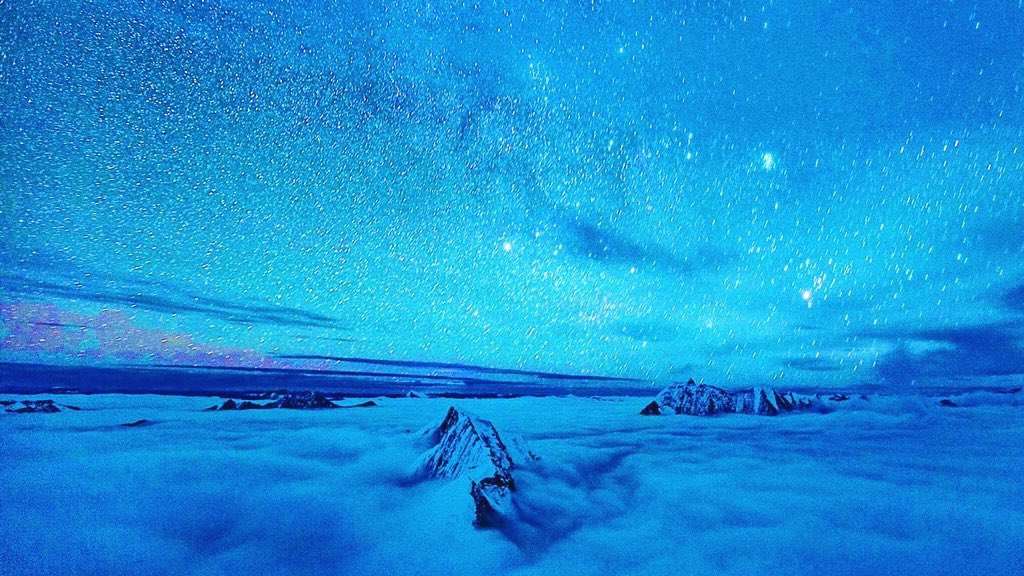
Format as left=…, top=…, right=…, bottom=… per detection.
left=0, top=301, right=283, bottom=368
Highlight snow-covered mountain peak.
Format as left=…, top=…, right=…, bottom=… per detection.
left=645, top=380, right=816, bottom=416
left=421, top=406, right=528, bottom=481
left=3, top=399, right=81, bottom=413
left=654, top=379, right=736, bottom=415
left=206, top=391, right=340, bottom=411
left=418, top=406, right=536, bottom=527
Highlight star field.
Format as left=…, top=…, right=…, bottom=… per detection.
left=2, top=0, right=1023, bottom=388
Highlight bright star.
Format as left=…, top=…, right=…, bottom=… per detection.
left=802, top=290, right=813, bottom=308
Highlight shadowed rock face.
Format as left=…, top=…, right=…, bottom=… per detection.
left=653, top=379, right=735, bottom=415
left=469, top=472, right=516, bottom=526
left=209, top=392, right=339, bottom=411
left=640, top=400, right=661, bottom=415
left=120, top=419, right=153, bottom=427
left=733, top=387, right=810, bottom=415
left=418, top=406, right=536, bottom=527
left=643, top=379, right=815, bottom=416
left=339, top=400, right=378, bottom=408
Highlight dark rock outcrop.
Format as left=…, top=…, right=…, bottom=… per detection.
left=263, top=391, right=338, bottom=410
left=339, top=400, right=378, bottom=408
left=207, top=391, right=339, bottom=411
left=418, top=406, right=536, bottom=528
left=121, top=419, right=153, bottom=427
left=640, top=401, right=662, bottom=415
left=643, top=379, right=815, bottom=416
left=733, top=387, right=815, bottom=415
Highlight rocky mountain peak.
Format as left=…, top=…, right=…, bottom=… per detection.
left=418, top=406, right=536, bottom=527
left=3, top=399, right=80, bottom=413
left=643, top=380, right=816, bottom=417
left=207, top=391, right=340, bottom=411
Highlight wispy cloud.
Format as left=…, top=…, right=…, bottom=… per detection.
left=862, top=322, right=1024, bottom=384
left=0, top=301, right=278, bottom=367
left=0, top=272, right=346, bottom=331
left=1002, top=282, right=1024, bottom=313
left=784, top=356, right=843, bottom=373
left=275, top=354, right=644, bottom=383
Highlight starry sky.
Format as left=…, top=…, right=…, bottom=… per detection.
left=2, top=0, right=1023, bottom=389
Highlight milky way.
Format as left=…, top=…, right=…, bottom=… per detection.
left=1, top=0, right=1023, bottom=388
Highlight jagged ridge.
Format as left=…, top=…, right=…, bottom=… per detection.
left=418, top=406, right=536, bottom=527
left=205, top=391, right=341, bottom=411
left=643, top=379, right=815, bottom=416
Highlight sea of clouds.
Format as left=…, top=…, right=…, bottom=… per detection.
left=1, top=391, right=1022, bottom=576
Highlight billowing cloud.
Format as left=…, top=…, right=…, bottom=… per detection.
left=1, top=395, right=1021, bottom=576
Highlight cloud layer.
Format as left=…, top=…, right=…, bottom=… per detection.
left=2, top=394, right=1022, bottom=575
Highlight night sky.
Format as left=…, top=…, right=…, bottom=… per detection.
left=2, top=0, right=1023, bottom=389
